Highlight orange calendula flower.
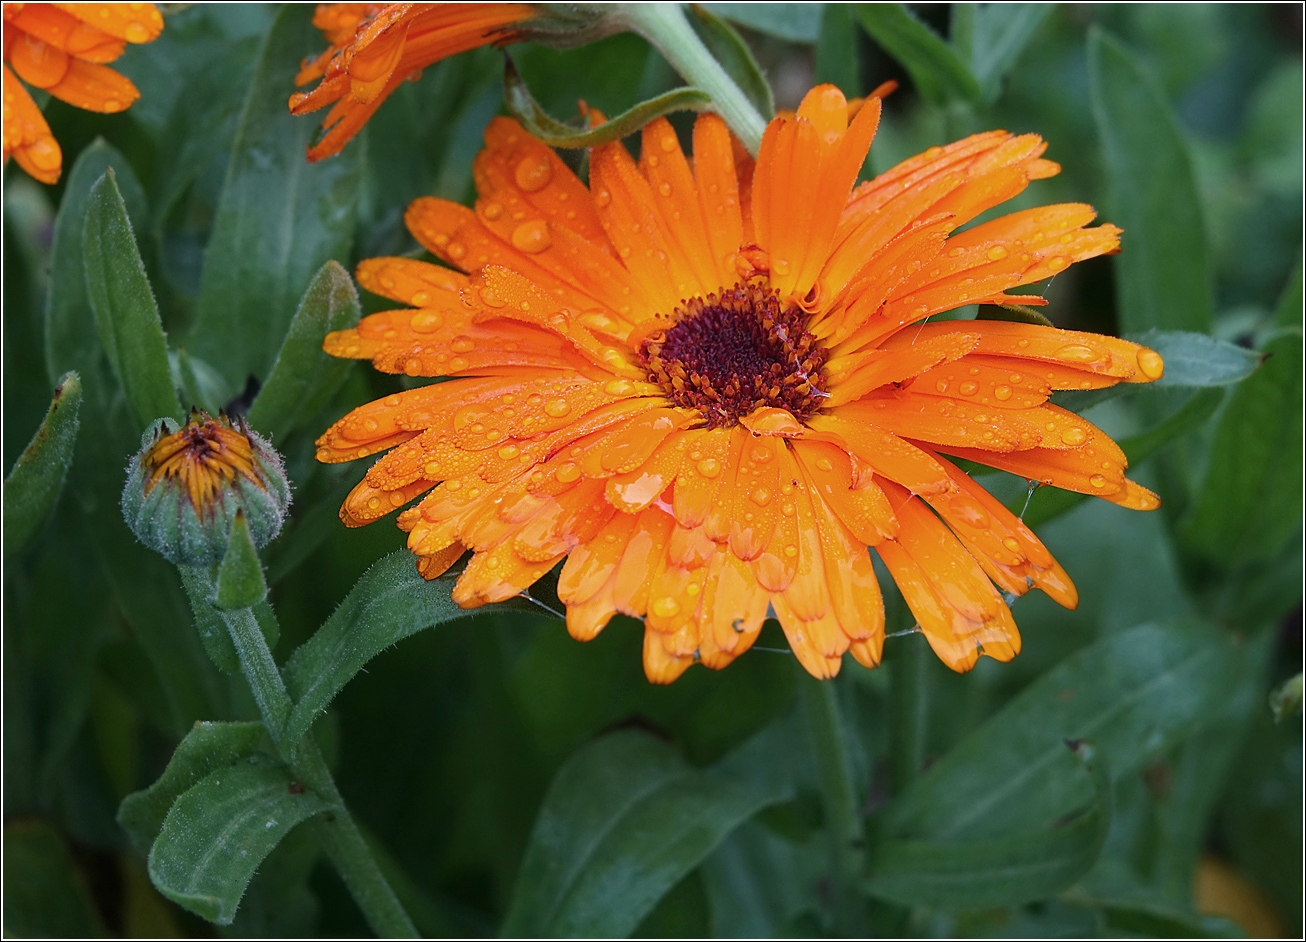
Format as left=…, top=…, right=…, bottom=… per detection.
left=316, top=85, right=1164, bottom=683
left=290, top=2, right=536, bottom=162
left=2, top=2, right=162, bottom=183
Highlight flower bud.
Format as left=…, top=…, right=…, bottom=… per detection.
left=121, top=410, right=290, bottom=566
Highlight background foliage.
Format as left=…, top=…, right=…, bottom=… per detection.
left=3, top=3, right=1301, bottom=938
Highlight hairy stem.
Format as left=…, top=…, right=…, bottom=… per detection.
left=218, top=597, right=416, bottom=937
left=619, top=3, right=767, bottom=154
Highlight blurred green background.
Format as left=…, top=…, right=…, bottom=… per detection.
left=3, top=3, right=1301, bottom=938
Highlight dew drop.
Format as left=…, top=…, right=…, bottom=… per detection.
left=986, top=245, right=1009, bottom=261
left=1061, top=427, right=1087, bottom=446
left=993, top=385, right=1013, bottom=401
left=959, top=381, right=979, bottom=396
left=125, top=21, right=151, bottom=42
left=653, top=596, right=680, bottom=617
left=447, top=242, right=466, bottom=260
left=555, top=463, right=581, bottom=483
left=544, top=398, right=571, bottom=418
left=658, top=182, right=672, bottom=197
left=815, top=457, right=834, bottom=472
left=515, top=155, right=553, bottom=192
left=450, top=336, right=475, bottom=353
left=1002, top=537, right=1021, bottom=552
left=1058, top=345, right=1096, bottom=362
left=749, top=487, right=772, bottom=506
left=697, top=458, right=722, bottom=478
left=595, top=189, right=611, bottom=207
left=1137, top=349, right=1164, bottom=380
left=497, top=444, right=520, bottom=460
left=1089, top=474, right=1107, bottom=488
left=410, top=311, right=442, bottom=333
left=604, top=380, right=634, bottom=396
left=511, top=220, right=552, bottom=253
left=481, top=200, right=504, bottom=220
left=1047, top=255, right=1069, bottom=271
left=772, top=258, right=791, bottom=276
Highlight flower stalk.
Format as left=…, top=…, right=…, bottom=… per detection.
left=799, top=671, right=866, bottom=935
left=204, top=569, right=418, bottom=938
left=618, top=3, right=767, bottom=154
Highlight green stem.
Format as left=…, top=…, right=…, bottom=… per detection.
left=799, top=670, right=865, bottom=935
left=889, top=632, right=929, bottom=794
left=217, top=599, right=416, bottom=937
left=619, top=3, right=767, bottom=154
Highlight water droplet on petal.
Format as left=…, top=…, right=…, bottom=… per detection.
left=986, top=245, right=1009, bottom=261
left=555, top=463, right=580, bottom=483
left=1002, top=537, right=1021, bottom=552
left=1061, top=427, right=1087, bottom=446
left=515, top=155, right=553, bottom=192
left=1137, top=349, right=1164, bottom=380
left=1089, top=474, right=1107, bottom=488
left=993, top=385, right=1012, bottom=400
left=697, top=458, right=721, bottom=478
left=959, top=381, right=979, bottom=396
left=604, top=380, right=634, bottom=396
left=511, top=220, right=552, bottom=253
left=653, top=596, right=680, bottom=617
left=410, top=311, right=442, bottom=332
left=544, top=398, right=571, bottom=418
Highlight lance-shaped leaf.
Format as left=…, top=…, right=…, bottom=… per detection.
left=118, top=721, right=270, bottom=851
left=815, top=3, right=861, bottom=96
left=865, top=742, right=1110, bottom=909
left=878, top=620, right=1244, bottom=841
left=1089, top=28, right=1213, bottom=333
left=855, top=4, right=981, bottom=106
left=505, top=56, right=711, bottom=148
left=502, top=729, right=789, bottom=938
left=4, top=372, right=82, bottom=553
left=83, top=169, right=182, bottom=429
left=702, top=3, right=824, bottom=43
left=1051, top=329, right=1263, bottom=415
left=45, top=140, right=146, bottom=389
left=191, top=4, right=361, bottom=388
left=147, top=752, right=329, bottom=925
left=281, top=551, right=541, bottom=743
left=246, top=261, right=361, bottom=442
left=951, top=3, right=1054, bottom=103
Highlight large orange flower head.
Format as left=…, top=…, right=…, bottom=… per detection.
left=316, top=85, right=1165, bottom=684
left=2, top=2, right=162, bottom=183
left=290, top=2, right=537, bottom=162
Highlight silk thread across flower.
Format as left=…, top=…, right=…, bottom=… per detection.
left=315, top=84, right=1164, bottom=683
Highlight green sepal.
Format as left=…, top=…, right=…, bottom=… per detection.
left=504, top=54, right=711, bottom=148
left=146, top=752, right=329, bottom=925
left=118, top=720, right=271, bottom=851
left=3, top=372, right=82, bottom=554
left=246, top=260, right=361, bottom=442
left=83, top=168, right=183, bottom=429
left=864, top=741, right=1110, bottom=910
left=216, top=512, right=268, bottom=610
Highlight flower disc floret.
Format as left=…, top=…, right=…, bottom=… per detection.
left=122, top=411, right=290, bottom=566
left=640, top=282, right=828, bottom=429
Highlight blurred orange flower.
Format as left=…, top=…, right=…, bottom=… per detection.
left=316, top=85, right=1164, bottom=683
left=290, top=2, right=535, bottom=162
left=2, top=2, right=162, bottom=183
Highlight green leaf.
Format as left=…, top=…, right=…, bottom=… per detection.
left=814, top=3, right=861, bottom=96
left=83, top=168, right=183, bottom=428
left=1089, top=28, right=1214, bottom=333
left=118, top=720, right=270, bottom=851
left=191, top=4, right=361, bottom=389
left=502, top=729, right=788, bottom=937
left=45, top=140, right=146, bottom=389
left=504, top=56, right=711, bottom=149
left=701, top=3, right=825, bottom=43
left=215, top=512, right=268, bottom=610
left=4, top=372, right=82, bottom=553
left=1051, top=330, right=1262, bottom=415
left=147, top=752, right=329, bottom=925
left=688, top=6, right=775, bottom=119
left=2, top=821, right=105, bottom=937
left=281, top=551, right=540, bottom=743
left=878, top=621, right=1244, bottom=841
left=952, top=3, right=1055, bottom=103
left=865, top=741, right=1110, bottom=909
left=1181, top=325, right=1303, bottom=565
left=246, top=261, right=361, bottom=442
left=855, top=4, right=981, bottom=106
